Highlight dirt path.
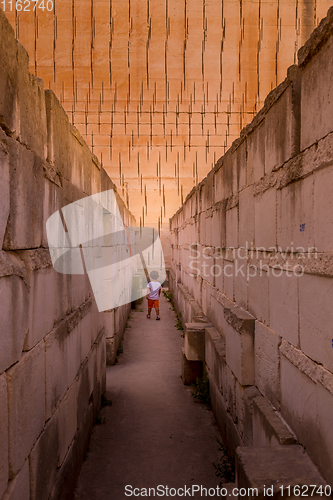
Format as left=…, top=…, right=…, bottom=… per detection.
left=74, top=294, right=225, bottom=499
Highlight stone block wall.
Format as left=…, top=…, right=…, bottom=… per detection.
left=0, top=9, right=134, bottom=500
left=170, top=7, right=333, bottom=486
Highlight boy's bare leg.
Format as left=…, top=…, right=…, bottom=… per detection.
left=156, top=306, right=160, bottom=319
left=147, top=307, right=152, bottom=318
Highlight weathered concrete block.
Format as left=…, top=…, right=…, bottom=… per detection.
left=58, top=383, right=77, bottom=467
left=254, top=188, right=276, bottom=250
left=300, top=33, right=333, bottom=151
left=79, top=310, right=94, bottom=363
left=45, top=322, right=81, bottom=420
left=226, top=206, right=238, bottom=249
left=299, top=273, right=333, bottom=373
left=313, top=166, right=333, bottom=252
left=209, top=371, right=242, bottom=456
left=84, top=156, right=101, bottom=197
left=57, top=271, right=85, bottom=327
left=200, top=175, right=214, bottom=213
left=16, top=45, right=47, bottom=160
left=224, top=305, right=255, bottom=386
left=104, top=309, right=115, bottom=339
left=211, top=206, right=226, bottom=249
left=222, top=363, right=237, bottom=418
left=205, top=326, right=225, bottom=391
left=214, top=165, right=225, bottom=203
left=280, top=347, right=318, bottom=457
left=45, top=90, right=74, bottom=182
left=106, top=337, right=117, bottom=366
left=7, top=342, right=46, bottom=476
left=252, top=395, right=296, bottom=447
left=17, top=250, right=56, bottom=351
left=0, top=19, right=46, bottom=157
left=222, top=151, right=235, bottom=200
left=199, top=212, right=206, bottom=245
left=77, top=353, right=96, bottom=428
left=208, top=293, right=226, bottom=334
left=277, top=175, right=314, bottom=251
left=49, top=399, right=94, bottom=500
left=96, top=330, right=106, bottom=394
left=2, top=459, right=29, bottom=500
left=41, top=176, right=63, bottom=249
left=184, top=323, right=210, bottom=361
left=269, top=271, right=298, bottom=347
left=3, top=139, right=43, bottom=250
left=265, top=85, right=294, bottom=173
left=0, top=131, right=10, bottom=247
left=201, top=282, right=209, bottom=317
left=254, top=321, right=281, bottom=409
left=70, top=273, right=90, bottom=314
left=243, top=386, right=261, bottom=447
left=239, top=186, right=255, bottom=248
left=0, top=374, right=9, bottom=499
left=236, top=381, right=246, bottom=439
left=281, top=338, right=333, bottom=484
left=234, top=257, right=248, bottom=310
left=87, top=343, right=97, bottom=399
left=247, top=122, right=265, bottom=184
left=0, top=252, right=29, bottom=373
left=236, top=445, right=327, bottom=499
left=223, top=259, right=234, bottom=300
left=44, top=325, right=66, bottom=419
left=200, top=249, right=214, bottom=287
left=30, top=411, right=59, bottom=500
left=224, top=304, right=255, bottom=337
left=181, top=347, right=203, bottom=385
left=114, top=305, right=127, bottom=337
left=0, top=10, right=20, bottom=135
left=248, top=268, right=269, bottom=325
left=235, top=140, right=247, bottom=192
left=71, top=129, right=99, bottom=195
left=316, top=382, right=333, bottom=487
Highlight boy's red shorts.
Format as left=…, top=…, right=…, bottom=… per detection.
left=148, top=299, right=159, bottom=309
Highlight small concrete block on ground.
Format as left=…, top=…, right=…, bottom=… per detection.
left=184, top=322, right=210, bottom=361
left=181, top=347, right=203, bottom=385
left=236, top=445, right=327, bottom=500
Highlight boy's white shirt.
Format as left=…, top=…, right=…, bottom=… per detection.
left=147, top=281, right=161, bottom=300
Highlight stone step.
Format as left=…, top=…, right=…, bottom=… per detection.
left=236, top=445, right=329, bottom=500
left=252, top=396, right=297, bottom=446
left=184, top=322, right=212, bottom=361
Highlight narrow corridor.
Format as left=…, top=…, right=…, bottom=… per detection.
left=74, top=294, right=224, bottom=499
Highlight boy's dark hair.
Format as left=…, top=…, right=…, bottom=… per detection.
left=150, top=270, right=159, bottom=280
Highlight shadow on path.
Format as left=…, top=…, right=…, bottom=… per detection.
left=74, top=294, right=224, bottom=499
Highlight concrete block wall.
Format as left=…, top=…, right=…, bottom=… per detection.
left=170, top=7, right=333, bottom=486
left=0, top=9, right=134, bottom=500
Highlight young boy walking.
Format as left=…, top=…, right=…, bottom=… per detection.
left=146, top=271, right=162, bottom=320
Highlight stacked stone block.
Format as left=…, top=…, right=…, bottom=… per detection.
left=0, top=9, right=134, bottom=500
left=170, top=6, right=333, bottom=487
